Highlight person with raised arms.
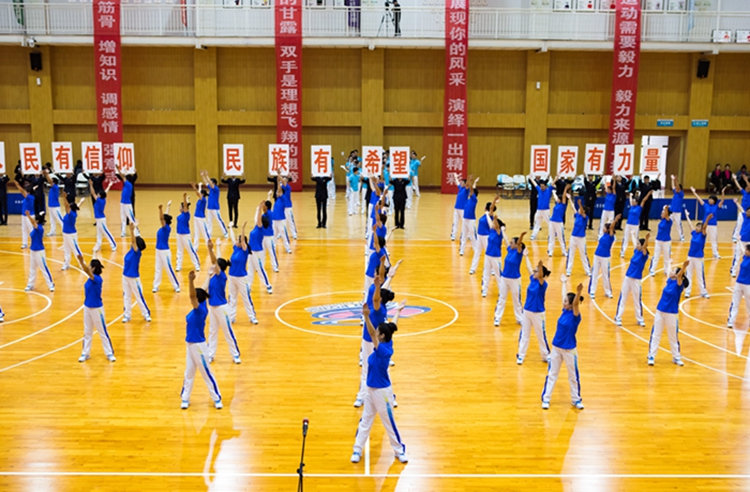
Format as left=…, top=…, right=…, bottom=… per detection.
left=13, top=181, right=35, bottom=249
left=670, top=175, right=686, bottom=242
left=24, top=210, right=55, bottom=293
left=494, top=231, right=529, bottom=327
left=690, top=186, right=725, bottom=259
left=516, top=260, right=551, bottom=365
left=114, top=164, right=139, bottom=238
left=731, top=174, right=750, bottom=243
left=588, top=215, right=621, bottom=299
left=472, top=196, right=498, bottom=276
left=450, top=174, right=469, bottom=242
left=121, top=222, right=151, bottom=323
left=204, top=238, right=241, bottom=365
left=547, top=182, right=570, bottom=257
left=152, top=202, right=180, bottom=294
left=649, top=206, right=673, bottom=277
left=683, top=210, right=713, bottom=299
left=75, top=254, right=116, bottom=363
left=200, top=170, right=229, bottom=240
left=614, top=233, right=651, bottom=327
left=598, top=179, right=617, bottom=238
left=731, top=200, right=750, bottom=278
left=566, top=197, right=592, bottom=277
left=227, top=222, right=258, bottom=325
left=280, top=176, right=298, bottom=240
left=529, top=175, right=552, bottom=241
left=482, top=214, right=507, bottom=298
left=272, top=186, right=292, bottom=255
left=90, top=180, right=117, bottom=255
left=59, top=191, right=85, bottom=271
left=459, top=176, right=480, bottom=257
left=175, top=193, right=201, bottom=273
left=648, top=260, right=690, bottom=366
left=620, top=190, right=652, bottom=258
left=41, top=168, right=63, bottom=236
left=248, top=200, right=273, bottom=295
left=190, top=182, right=210, bottom=251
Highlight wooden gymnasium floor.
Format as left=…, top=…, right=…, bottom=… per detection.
left=1, top=187, right=749, bottom=492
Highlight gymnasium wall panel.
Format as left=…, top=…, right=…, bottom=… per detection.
left=53, top=125, right=98, bottom=163
left=707, top=132, right=750, bottom=173
left=384, top=127, right=442, bottom=187
left=121, top=47, right=195, bottom=111
left=548, top=51, right=612, bottom=115
left=467, top=51, right=526, bottom=115
left=218, top=126, right=277, bottom=185
left=217, top=48, right=276, bottom=112
left=636, top=53, right=691, bottom=116
left=302, top=49, right=362, bottom=113
left=468, top=128, right=524, bottom=178
left=301, top=127, right=361, bottom=186
left=0, top=47, right=30, bottom=110
left=712, top=54, right=750, bottom=117
left=50, top=46, right=96, bottom=111
left=547, top=129, right=609, bottom=174
left=0, top=125, right=33, bottom=163
left=384, top=50, right=444, bottom=113
left=121, top=126, right=196, bottom=184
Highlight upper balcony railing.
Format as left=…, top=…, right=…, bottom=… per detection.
left=1, top=3, right=749, bottom=44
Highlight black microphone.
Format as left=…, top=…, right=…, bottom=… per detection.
left=302, top=418, right=309, bottom=437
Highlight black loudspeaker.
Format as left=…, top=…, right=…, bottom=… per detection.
left=30, top=52, right=42, bottom=72
left=697, top=59, right=710, bottom=79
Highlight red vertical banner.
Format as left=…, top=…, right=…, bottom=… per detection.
left=441, top=0, right=469, bottom=194
left=607, top=0, right=641, bottom=174
left=94, top=0, right=123, bottom=188
left=276, top=0, right=302, bottom=192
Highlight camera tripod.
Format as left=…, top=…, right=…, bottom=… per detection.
left=376, top=3, right=394, bottom=37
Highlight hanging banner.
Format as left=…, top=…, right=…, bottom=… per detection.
left=530, top=145, right=551, bottom=177
left=269, top=144, right=290, bottom=177
left=222, top=144, right=244, bottom=177
left=556, top=146, right=578, bottom=178
left=584, top=144, right=606, bottom=175
left=441, top=0, right=469, bottom=194
left=113, top=143, right=136, bottom=174
left=613, top=144, right=635, bottom=176
left=607, top=0, right=641, bottom=173
left=390, top=147, right=411, bottom=179
left=0, top=142, right=5, bottom=175
left=362, top=146, right=383, bottom=178
left=275, top=0, right=302, bottom=191
left=82, top=142, right=104, bottom=174
left=94, top=0, right=123, bottom=189
left=52, top=142, right=74, bottom=174
left=311, top=145, right=331, bottom=178
left=19, top=143, right=42, bottom=175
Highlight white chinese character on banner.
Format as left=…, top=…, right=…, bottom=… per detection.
left=615, top=90, right=633, bottom=103
left=448, top=98, right=465, bottom=113
left=280, top=21, right=298, bottom=34
left=280, top=46, right=297, bottom=58
left=101, top=92, right=118, bottom=105
left=617, top=65, right=634, bottom=78
left=447, top=143, right=463, bottom=157
left=99, top=40, right=116, bottom=53
left=100, top=68, right=117, bottom=81
left=449, top=72, right=466, bottom=86
left=617, top=50, right=636, bottom=64
left=447, top=113, right=465, bottom=127
left=98, top=1, right=115, bottom=14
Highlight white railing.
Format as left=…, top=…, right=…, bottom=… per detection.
left=1, top=4, right=749, bottom=43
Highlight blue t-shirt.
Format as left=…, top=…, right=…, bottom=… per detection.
left=454, top=187, right=468, bottom=210
left=195, top=197, right=207, bottom=219
left=365, top=249, right=386, bottom=278
left=123, top=248, right=142, bottom=278
left=703, top=203, right=718, bottom=226
left=262, top=212, right=274, bottom=237
left=537, top=186, right=552, bottom=211
left=366, top=340, right=394, bottom=389
left=84, top=275, right=104, bottom=309
left=486, top=229, right=503, bottom=258
left=185, top=302, right=208, bottom=343
left=177, top=211, right=191, bottom=235
left=369, top=224, right=386, bottom=250
left=625, top=249, right=649, bottom=280
left=604, top=192, right=616, bottom=211
left=121, top=181, right=132, bottom=205
left=281, top=184, right=292, bottom=207
left=62, top=211, right=77, bottom=234
left=23, top=194, right=35, bottom=214
left=370, top=186, right=382, bottom=206
left=671, top=189, right=684, bottom=213
left=93, top=198, right=106, bottom=219
left=738, top=256, right=750, bottom=286
left=656, top=218, right=672, bottom=242
left=741, top=214, right=750, bottom=242
left=229, top=246, right=249, bottom=277
left=272, top=198, right=286, bottom=221
left=208, top=271, right=228, bottom=306
left=524, top=277, right=547, bottom=313
left=348, top=174, right=360, bottom=192
left=552, top=309, right=581, bottom=349
left=656, top=278, right=684, bottom=314
left=249, top=226, right=264, bottom=252
left=410, top=158, right=421, bottom=176
left=208, top=184, right=220, bottom=210
left=463, top=194, right=477, bottom=220
left=30, top=226, right=44, bottom=251
left=48, top=184, right=60, bottom=208
left=595, top=233, right=615, bottom=258
left=550, top=202, right=567, bottom=223
left=364, top=284, right=388, bottom=343
left=742, top=189, right=750, bottom=211
left=688, top=230, right=706, bottom=258
left=572, top=213, right=587, bottom=238
left=156, top=224, right=171, bottom=250
left=477, top=214, right=492, bottom=236
left=627, top=205, right=642, bottom=226
left=502, top=247, right=523, bottom=279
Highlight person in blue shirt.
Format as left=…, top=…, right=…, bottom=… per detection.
left=90, top=180, right=117, bottom=254
left=731, top=201, right=750, bottom=277
left=669, top=175, right=686, bottom=242
left=451, top=175, right=469, bottom=241
left=548, top=182, right=570, bottom=257
left=728, top=244, right=750, bottom=328
left=260, top=197, right=279, bottom=273
left=648, top=260, right=690, bottom=366
left=280, top=176, right=298, bottom=240
left=227, top=222, right=258, bottom=325
left=42, top=169, right=64, bottom=237
left=346, top=166, right=361, bottom=216
left=205, top=238, right=241, bottom=364
left=24, top=210, right=55, bottom=293
left=566, top=198, right=592, bottom=277
left=482, top=214, right=507, bottom=298
left=176, top=193, right=201, bottom=273
left=541, top=280, right=585, bottom=410
left=517, top=260, right=552, bottom=365
left=731, top=174, right=750, bottom=243
left=529, top=175, right=552, bottom=242
left=114, top=164, right=139, bottom=238
left=200, top=170, right=229, bottom=240
left=190, top=182, right=211, bottom=251
left=272, top=186, right=292, bottom=254
left=248, top=200, right=273, bottom=295
left=649, top=206, right=673, bottom=277
left=494, top=231, right=530, bottom=327
left=620, top=190, right=652, bottom=258
left=615, top=233, right=651, bottom=327
left=683, top=211, right=713, bottom=299
left=460, top=176, right=480, bottom=257
left=598, top=181, right=617, bottom=238
left=180, top=270, right=223, bottom=410
left=121, top=222, right=151, bottom=323
left=75, top=254, right=116, bottom=363
left=690, top=186, right=725, bottom=259
left=589, top=214, right=621, bottom=299
left=351, top=289, right=408, bottom=465
left=59, top=191, right=84, bottom=271
left=0, top=305, right=4, bottom=323
left=152, top=202, right=180, bottom=294
left=13, top=181, right=35, bottom=249
left=409, top=150, right=422, bottom=198
left=472, top=196, right=498, bottom=276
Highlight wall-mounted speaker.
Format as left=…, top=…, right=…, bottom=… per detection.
left=30, top=52, right=42, bottom=72
left=697, top=59, right=710, bottom=79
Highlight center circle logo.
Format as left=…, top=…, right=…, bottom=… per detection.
left=306, top=302, right=432, bottom=326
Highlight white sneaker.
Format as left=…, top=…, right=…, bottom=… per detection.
left=615, top=319, right=622, bottom=326
left=650, top=271, right=656, bottom=277
left=637, top=321, right=645, bottom=327
left=61, top=265, right=69, bottom=271
left=673, top=358, right=684, bottom=366
left=684, top=293, right=690, bottom=299
left=267, top=287, right=273, bottom=294
left=24, top=285, right=31, bottom=292
left=78, top=354, right=90, bottom=363
left=469, top=270, right=475, bottom=275
left=647, top=357, right=655, bottom=366
left=392, top=395, right=398, bottom=408
left=353, top=399, right=363, bottom=408
left=606, top=293, right=614, bottom=299
left=273, top=268, right=279, bottom=273
left=701, top=293, right=711, bottom=299
left=574, top=400, right=584, bottom=410
left=494, top=318, right=500, bottom=327
left=482, top=292, right=487, bottom=298
left=350, top=452, right=361, bottom=463
left=181, top=401, right=189, bottom=409
left=175, top=287, right=181, bottom=293
left=107, top=354, right=116, bottom=362
left=395, top=453, right=408, bottom=463
left=175, top=268, right=181, bottom=272
left=589, top=293, right=595, bottom=299
left=389, top=359, right=395, bottom=366
left=728, top=324, right=733, bottom=329
left=145, top=316, right=152, bottom=322
left=233, top=356, right=242, bottom=364
left=122, top=317, right=131, bottom=323
left=516, top=357, right=523, bottom=365
left=152, top=288, right=158, bottom=293
left=214, top=399, right=223, bottom=409
left=49, top=285, right=55, bottom=292
left=541, top=401, right=550, bottom=410
left=208, top=356, right=214, bottom=364
left=250, top=317, right=259, bottom=325
left=459, top=251, right=464, bottom=256
left=565, top=272, right=571, bottom=277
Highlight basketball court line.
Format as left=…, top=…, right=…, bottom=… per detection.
left=0, top=288, right=52, bottom=326
left=678, top=293, right=733, bottom=331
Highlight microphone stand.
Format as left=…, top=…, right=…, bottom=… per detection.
left=297, top=424, right=307, bottom=492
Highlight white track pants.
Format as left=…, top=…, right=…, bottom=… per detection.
left=327, top=178, right=336, bottom=200
left=356, top=339, right=374, bottom=401
left=649, top=240, right=672, bottom=276
left=517, top=311, right=550, bottom=361
left=672, top=212, right=685, bottom=241
left=263, top=236, right=279, bottom=271
left=82, top=306, right=114, bottom=357
left=588, top=255, right=612, bottom=297
left=119, top=203, right=139, bottom=236
left=648, top=311, right=681, bottom=360
left=727, top=283, right=750, bottom=327
left=598, top=210, right=615, bottom=238
left=21, top=215, right=32, bottom=247
left=531, top=209, right=550, bottom=240
left=541, top=347, right=581, bottom=405
left=360, top=187, right=367, bottom=213
left=615, top=277, right=644, bottom=324
left=285, top=207, right=298, bottom=239
left=548, top=222, right=567, bottom=257
left=460, top=219, right=477, bottom=255
left=228, top=275, right=256, bottom=322
left=247, top=252, right=272, bottom=290
left=412, top=176, right=420, bottom=196
left=495, top=277, right=523, bottom=324
left=181, top=342, right=221, bottom=403
left=48, top=206, right=64, bottom=235
left=176, top=233, right=201, bottom=271
left=451, top=209, right=463, bottom=241
left=471, top=235, right=488, bottom=273
left=734, top=213, right=744, bottom=242
left=353, top=386, right=405, bottom=456
left=620, top=224, right=639, bottom=256
left=27, top=250, right=54, bottom=289
left=207, top=304, right=240, bottom=360
left=566, top=236, right=591, bottom=276
left=482, top=255, right=502, bottom=297
left=731, top=241, right=750, bottom=277
left=62, top=232, right=82, bottom=269
left=348, top=190, right=360, bottom=215
left=685, top=257, right=708, bottom=297
left=192, top=217, right=210, bottom=249
left=273, top=220, right=291, bottom=252
left=406, top=183, right=413, bottom=209
left=206, top=209, right=228, bottom=238
left=707, top=224, right=719, bottom=258
left=122, top=276, right=151, bottom=320
left=153, top=249, right=180, bottom=291
left=94, top=218, right=117, bottom=253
